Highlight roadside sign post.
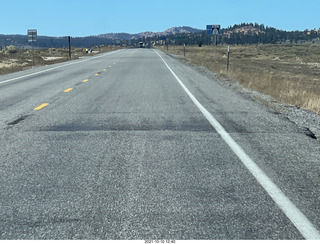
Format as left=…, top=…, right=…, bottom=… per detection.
left=28, top=29, right=37, bottom=66
left=161, top=37, right=168, bottom=51
left=214, top=32, right=217, bottom=61
left=227, top=45, right=230, bottom=73
left=206, top=25, right=220, bottom=61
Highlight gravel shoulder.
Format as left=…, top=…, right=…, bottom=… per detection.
left=166, top=52, right=320, bottom=140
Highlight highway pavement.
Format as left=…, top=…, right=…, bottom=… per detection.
left=0, top=48, right=320, bottom=240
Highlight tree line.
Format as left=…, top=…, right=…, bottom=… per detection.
left=1, top=23, right=319, bottom=49
left=163, top=23, right=319, bottom=46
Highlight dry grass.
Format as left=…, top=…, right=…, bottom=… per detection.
left=0, top=46, right=123, bottom=75
left=157, top=44, right=320, bottom=114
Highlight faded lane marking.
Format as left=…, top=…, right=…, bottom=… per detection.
left=34, top=103, right=49, bottom=111
left=82, top=79, right=89, bottom=82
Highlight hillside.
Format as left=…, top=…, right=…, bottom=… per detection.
left=0, top=26, right=202, bottom=48
left=97, top=26, right=202, bottom=39
left=220, top=23, right=320, bottom=45
left=1, top=24, right=319, bottom=48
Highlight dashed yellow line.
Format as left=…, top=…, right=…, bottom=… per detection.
left=64, top=88, right=73, bottom=93
left=34, top=103, right=49, bottom=111
left=33, top=73, right=104, bottom=112
left=108, top=66, right=112, bottom=68
left=103, top=69, right=107, bottom=71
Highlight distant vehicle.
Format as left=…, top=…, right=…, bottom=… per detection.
left=139, top=42, right=144, bottom=48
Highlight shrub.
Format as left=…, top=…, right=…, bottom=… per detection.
left=5, top=45, right=18, bottom=54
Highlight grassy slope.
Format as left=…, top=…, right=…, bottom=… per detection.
left=157, top=44, right=320, bottom=114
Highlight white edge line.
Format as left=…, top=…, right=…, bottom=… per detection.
left=154, top=49, right=320, bottom=240
left=0, top=49, right=124, bottom=85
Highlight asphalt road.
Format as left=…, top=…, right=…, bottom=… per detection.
left=0, top=48, right=320, bottom=240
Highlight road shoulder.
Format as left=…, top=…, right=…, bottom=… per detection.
left=163, top=51, right=320, bottom=140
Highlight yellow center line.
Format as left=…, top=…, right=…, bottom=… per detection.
left=64, top=88, right=73, bottom=93
left=95, top=73, right=99, bottom=76
left=108, top=66, right=112, bottom=68
left=82, top=79, right=89, bottom=82
left=34, top=103, right=49, bottom=111
left=103, top=69, right=107, bottom=71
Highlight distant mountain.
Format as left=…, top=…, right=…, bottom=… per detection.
left=220, top=23, right=320, bottom=45
left=160, top=26, right=202, bottom=35
left=97, top=26, right=202, bottom=40
left=1, top=24, right=319, bottom=48
left=97, top=32, right=140, bottom=40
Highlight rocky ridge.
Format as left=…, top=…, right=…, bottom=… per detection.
left=97, top=26, right=202, bottom=40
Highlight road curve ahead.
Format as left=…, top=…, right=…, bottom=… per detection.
left=0, top=48, right=320, bottom=240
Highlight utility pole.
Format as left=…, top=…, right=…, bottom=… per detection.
left=68, top=36, right=71, bottom=59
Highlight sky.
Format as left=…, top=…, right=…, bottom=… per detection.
left=1, top=0, right=319, bottom=37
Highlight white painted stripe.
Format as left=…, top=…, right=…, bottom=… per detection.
left=0, top=49, right=124, bottom=85
left=154, top=49, right=320, bottom=240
